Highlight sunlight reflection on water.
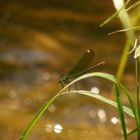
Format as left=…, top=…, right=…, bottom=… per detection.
left=9, top=89, right=17, bottom=99
left=111, top=117, right=118, bottom=124
left=45, top=123, right=63, bottom=134
left=97, top=109, right=107, bottom=123
left=91, top=86, right=100, bottom=94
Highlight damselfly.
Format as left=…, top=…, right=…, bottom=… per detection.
left=59, top=49, right=105, bottom=87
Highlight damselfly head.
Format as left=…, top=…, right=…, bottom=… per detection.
left=59, top=74, right=68, bottom=87
left=59, top=79, right=64, bottom=87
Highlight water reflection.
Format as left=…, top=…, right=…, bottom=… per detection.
left=111, top=117, right=118, bottom=125
left=23, top=98, right=32, bottom=106
left=45, top=123, right=63, bottom=134
left=88, top=109, right=96, bottom=118
left=54, top=124, right=63, bottom=133
left=9, top=89, right=17, bottom=99
left=90, top=86, right=100, bottom=94
left=97, top=109, right=107, bottom=123
left=45, top=124, right=53, bottom=133
left=48, top=104, right=56, bottom=113
left=41, top=72, right=51, bottom=81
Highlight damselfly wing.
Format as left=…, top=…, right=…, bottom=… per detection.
left=68, top=49, right=94, bottom=77
left=59, top=49, right=104, bottom=87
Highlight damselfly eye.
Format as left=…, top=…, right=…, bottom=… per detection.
left=59, top=80, right=62, bottom=83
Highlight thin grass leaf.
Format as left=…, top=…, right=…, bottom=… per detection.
left=134, top=44, right=140, bottom=59
left=20, top=99, right=52, bottom=140
left=63, top=90, right=134, bottom=117
left=120, top=128, right=137, bottom=140
left=128, top=39, right=137, bottom=54
left=108, top=26, right=140, bottom=35
left=65, top=72, right=117, bottom=85
left=127, top=128, right=137, bottom=136
left=119, top=83, right=140, bottom=123
left=115, top=84, right=128, bottom=140
left=119, top=82, right=140, bottom=138
left=135, top=47, right=140, bottom=139
left=121, top=1, right=140, bottom=14
left=100, top=0, right=130, bottom=27
left=20, top=93, right=64, bottom=140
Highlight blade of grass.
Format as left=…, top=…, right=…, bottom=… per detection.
left=127, top=128, right=137, bottom=137
left=121, top=1, right=140, bottom=14
left=120, top=128, right=137, bottom=140
left=135, top=57, right=140, bottom=140
left=108, top=26, right=140, bottom=35
left=100, top=0, right=130, bottom=27
left=113, top=0, right=135, bottom=45
left=63, top=90, right=134, bottom=117
left=119, top=82, right=140, bottom=139
left=20, top=98, right=53, bottom=140
left=115, top=84, right=128, bottom=140
left=134, top=44, right=140, bottom=59
left=20, top=93, right=64, bottom=140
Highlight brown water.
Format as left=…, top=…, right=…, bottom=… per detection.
left=0, top=0, right=137, bottom=140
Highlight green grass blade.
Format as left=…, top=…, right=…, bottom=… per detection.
left=115, top=84, right=128, bottom=140
left=65, top=72, right=117, bottom=85
left=63, top=90, right=134, bottom=117
left=122, top=1, right=140, bottom=14
left=108, top=26, right=140, bottom=35
left=119, top=83, right=140, bottom=138
left=127, top=128, right=137, bottom=136
left=100, top=0, right=130, bottom=27
left=20, top=98, right=51, bottom=140
left=120, top=128, right=137, bottom=140
left=20, top=94, right=62, bottom=140
left=134, top=44, right=140, bottom=59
